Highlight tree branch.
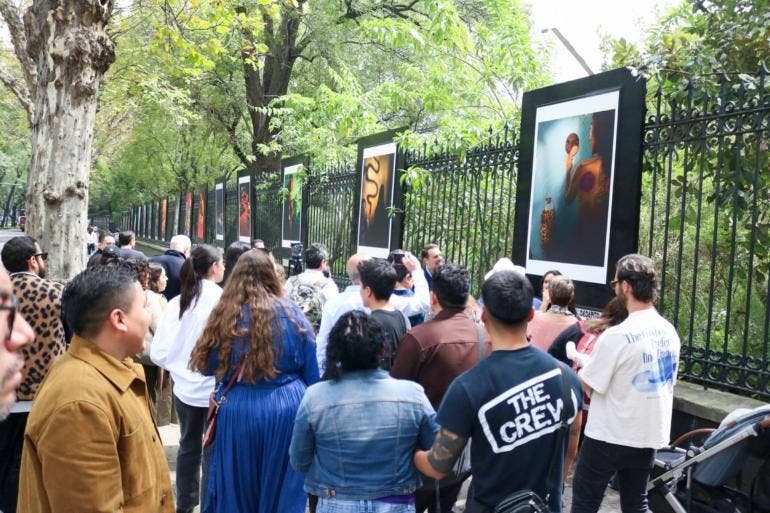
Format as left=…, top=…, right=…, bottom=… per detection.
left=0, top=64, right=32, bottom=121
left=0, top=0, right=36, bottom=96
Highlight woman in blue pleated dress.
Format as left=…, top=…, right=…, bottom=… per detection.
left=190, top=249, right=319, bottom=513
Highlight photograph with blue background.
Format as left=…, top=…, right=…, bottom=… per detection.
left=528, top=109, right=616, bottom=267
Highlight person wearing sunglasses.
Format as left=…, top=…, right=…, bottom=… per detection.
left=0, top=236, right=65, bottom=513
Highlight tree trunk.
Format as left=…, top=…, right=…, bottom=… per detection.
left=23, top=0, right=115, bottom=280
left=2, top=182, right=18, bottom=227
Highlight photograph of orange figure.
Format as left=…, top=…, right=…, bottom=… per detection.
left=356, top=142, right=396, bottom=257
left=183, top=191, right=192, bottom=236
left=238, top=173, right=251, bottom=243
left=197, top=187, right=206, bottom=242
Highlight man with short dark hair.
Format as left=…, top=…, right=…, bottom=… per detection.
left=18, top=262, right=174, bottom=513
left=150, top=234, right=191, bottom=300
left=117, top=230, right=145, bottom=259
left=415, top=270, right=582, bottom=513
left=86, top=230, right=116, bottom=268
left=421, top=243, right=443, bottom=290
left=0, top=236, right=66, bottom=513
left=570, top=254, right=680, bottom=513
left=285, top=242, right=339, bottom=305
left=391, top=264, right=482, bottom=513
left=358, top=258, right=408, bottom=369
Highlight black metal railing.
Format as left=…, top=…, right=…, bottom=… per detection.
left=120, top=68, right=770, bottom=400
left=402, top=126, right=518, bottom=296
left=640, top=69, right=770, bottom=399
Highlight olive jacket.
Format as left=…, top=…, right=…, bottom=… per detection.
left=18, top=336, right=174, bottom=513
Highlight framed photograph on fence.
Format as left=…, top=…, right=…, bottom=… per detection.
left=354, top=131, right=405, bottom=258
left=238, top=172, right=252, bottom=243
left=171, top=195, right=179, bottom=237
left=184, top=191, right=193, bottom=236
left=196, top=186, right=207, bottom=242
left=215, top=180, right=225, bottom=242
left=281, top=157, right=306, bottom=248
left=513, top=68, right=646, bottom=309
left=160, top=197, right=168, bottom=240
left=152, top=201, right=158, bottom=240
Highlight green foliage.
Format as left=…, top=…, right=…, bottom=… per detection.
left=604, top=0, right=770, bottom=81
left=621, top=0, right=770, bottom=393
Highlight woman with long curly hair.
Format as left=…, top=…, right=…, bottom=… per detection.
left=190, top=249, right=319, bottom=513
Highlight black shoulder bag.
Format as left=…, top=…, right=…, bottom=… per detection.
left=493, top=363, right=574, bottom=513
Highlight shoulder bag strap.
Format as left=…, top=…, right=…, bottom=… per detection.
left=543, top=362, right=574, bottom=504
left=217, top=359, right=247, bottom=403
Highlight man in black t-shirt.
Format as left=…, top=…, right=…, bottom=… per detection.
left=358, top=258, right=408, bottom=370
left=414, top=270, right=583, bottom=513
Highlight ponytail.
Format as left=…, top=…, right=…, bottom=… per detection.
left=179, top=244, right=221, bottom=318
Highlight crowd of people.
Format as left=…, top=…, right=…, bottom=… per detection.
left=0, top=229, right=681, bottom=513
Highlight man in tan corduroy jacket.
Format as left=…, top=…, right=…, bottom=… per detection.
left=18, top=262, right=174, bottom=513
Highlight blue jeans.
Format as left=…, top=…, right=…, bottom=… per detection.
left=570, top=437, right=656, bottom=513
left=317, top=497, right=416, bottom=513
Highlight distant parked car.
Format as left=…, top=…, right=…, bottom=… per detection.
left=18, top=215, right=25, bottom=231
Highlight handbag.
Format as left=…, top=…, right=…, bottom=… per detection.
left=493, top=363, right=574, bottom=513
left=202, top=360, right=246, bottom=448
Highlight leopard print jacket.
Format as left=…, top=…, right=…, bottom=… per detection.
left=11, top=273, right=67, bottom=401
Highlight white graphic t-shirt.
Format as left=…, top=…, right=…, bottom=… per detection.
left=581, top=307, right=681, bottom=449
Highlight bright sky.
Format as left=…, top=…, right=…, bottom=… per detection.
left=527, top=0, right=678, bottom=83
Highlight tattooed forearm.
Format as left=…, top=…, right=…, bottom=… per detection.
left=426, top=428, right=467, bottom=474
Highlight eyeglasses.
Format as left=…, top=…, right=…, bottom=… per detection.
left=32, top=252, right=48, bottom=261
left=0, top=292, right=17, bottom=341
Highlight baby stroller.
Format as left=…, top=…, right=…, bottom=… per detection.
left=648, top=404, right=770, bottom=513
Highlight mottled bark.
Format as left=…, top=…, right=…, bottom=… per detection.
left=23, top=0, right=115, bottom=279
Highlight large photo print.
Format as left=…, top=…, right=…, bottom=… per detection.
left=184, top=191, right=192, bottom=236
left=526, top=90, right=619, bottom=284
left=357, top=142, right=396, bottom=257
left=281, top=164, right=303, bottom=247
left=196, top=187, right=206, bottom=242
left=215, top=182, right=224, bottom=242
left=238, top=175, right=251, bottom=243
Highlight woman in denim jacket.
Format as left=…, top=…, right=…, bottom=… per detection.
left=290, top=311, right=439, bottom=513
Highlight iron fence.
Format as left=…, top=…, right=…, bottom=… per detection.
left=120, top=69, right=770, bottom=400
left=640, top=69, right=770, bottom=399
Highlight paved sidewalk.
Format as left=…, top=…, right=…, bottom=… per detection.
left=159, top=423, right=621, bottom=513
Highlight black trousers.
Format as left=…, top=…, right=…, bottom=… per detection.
left=174, top=396, right=212, bottom=511
left=0, top=412, right=28, bottom=513
left=570, top=437, right=656, bottom=513
left=415, top=478, right=466, bottom=513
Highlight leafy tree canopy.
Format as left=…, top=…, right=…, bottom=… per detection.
left=89, top=0, right=549, bottom=211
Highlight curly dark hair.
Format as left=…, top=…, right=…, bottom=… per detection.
left=223, top=241, right=251, bottom=285
left=432, top=264, right=470, bottom=309
left=323, top=311, right=385, bottom=380
left=125, top=257, right=150, bottom=290
left=148, top=262, right=165, bottom=293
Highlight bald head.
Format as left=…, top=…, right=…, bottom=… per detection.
left=346, top=253, right=371, bottom=284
